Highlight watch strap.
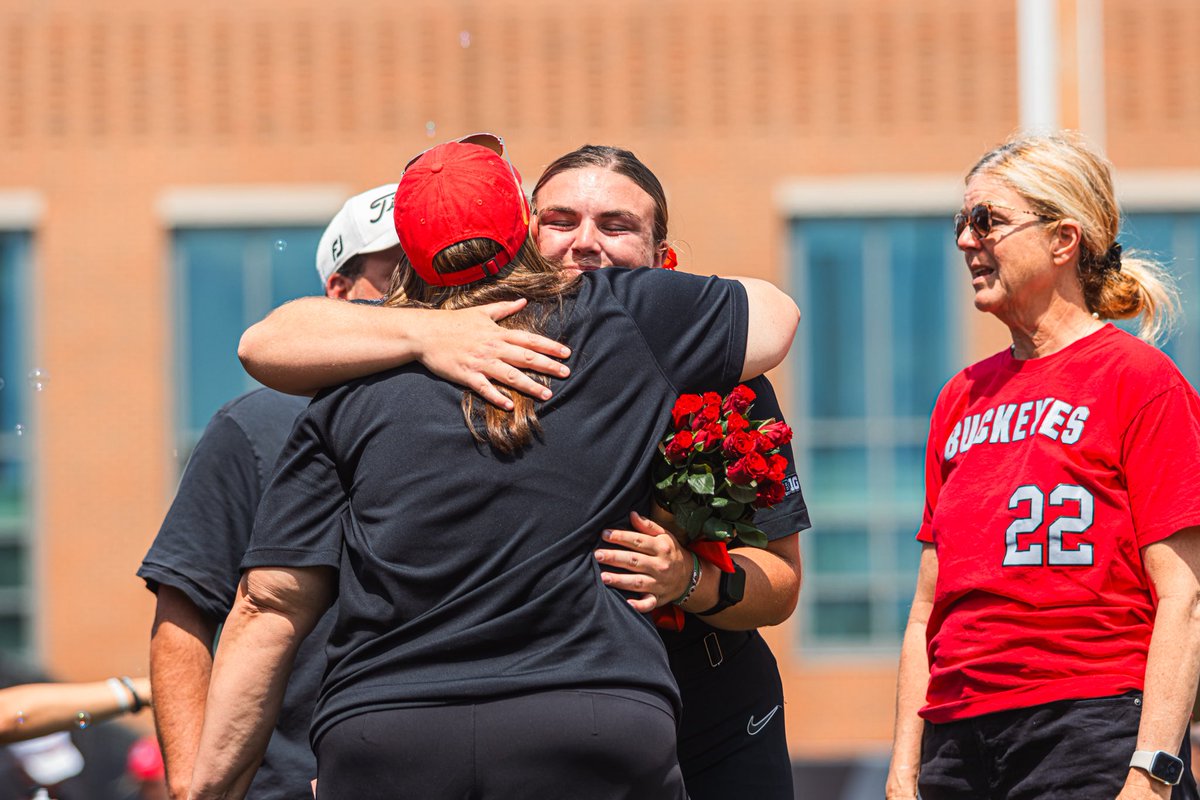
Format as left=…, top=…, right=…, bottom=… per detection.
left=697, top=564, right=745, bottom=617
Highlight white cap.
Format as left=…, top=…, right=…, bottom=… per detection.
left=315, top=183, right=401, bottom=284
left=10, top=732, right=85, bottom=785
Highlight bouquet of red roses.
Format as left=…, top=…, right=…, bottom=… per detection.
left=650, top=384, right=793, bottom=629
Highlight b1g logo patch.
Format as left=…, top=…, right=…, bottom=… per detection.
left=783, top=474, right=801, bottom=497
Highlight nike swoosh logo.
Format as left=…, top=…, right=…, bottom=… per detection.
left=746, top=705, right=781, bottom=736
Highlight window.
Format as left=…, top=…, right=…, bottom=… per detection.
left=790, top=217, right=962, bottom=651
left=1120, top=212, right=1200, bottom=383
left=0, top=232, right=32, bottom=656
left=172, top=227, right=323, bottom=456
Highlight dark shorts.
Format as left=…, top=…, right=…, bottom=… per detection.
left=670, top=629, right=793, bottom=800
left=315, top=688, right=685, bottom=800
left=919, top=691, right=1199, bottom=800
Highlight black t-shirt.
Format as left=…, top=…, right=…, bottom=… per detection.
left=244, top=267, right=750, bottom=746
left=138, top=387, right=326, bottom=800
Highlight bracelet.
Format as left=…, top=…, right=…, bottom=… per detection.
left=118, top=676, right=146, bottom=714
left=106, top=677, right=132, bottom=712
left=672, top=552, right=702, bottom=606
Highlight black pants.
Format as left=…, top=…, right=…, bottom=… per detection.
left=919, top=691, right=1199, bottom=799
left=670, top=629, right=793, bottom=800
left=315, top=688, right=685, bottom=799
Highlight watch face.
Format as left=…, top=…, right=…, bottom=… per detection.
left=1151, top=751, right=1185, bottom=785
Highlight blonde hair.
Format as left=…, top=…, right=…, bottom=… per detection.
left=385, top=233, right=579, bottom=454
left=968, top=131, right=1180, bottom=344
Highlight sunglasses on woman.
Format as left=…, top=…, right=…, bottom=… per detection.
left=954, top=202, right=1054, bottom=240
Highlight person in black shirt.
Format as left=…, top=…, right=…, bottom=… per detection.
left=189, top=137, right=799, bottom=799
left=138, top=182, right=566, bottom=799
left=239, top=144, right=808, bottom=799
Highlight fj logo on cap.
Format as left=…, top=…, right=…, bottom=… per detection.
left=331, top=235, right=344, bottom=260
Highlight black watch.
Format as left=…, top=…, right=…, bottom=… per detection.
left=1130, top=750, right=1185, bottom=786
left=697, top=563, right=746, bottom=616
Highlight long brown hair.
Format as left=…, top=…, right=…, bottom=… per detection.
left=385, top=233, right=580, bottom=453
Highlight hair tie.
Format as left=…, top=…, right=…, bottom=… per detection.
left=1104, top=242, right=1123, bottom=273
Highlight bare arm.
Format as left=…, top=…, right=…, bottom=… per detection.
left=238, top=297, right=571, bottom=408
left=0, top=676, right=150, bottom=745
left=886, top=542, right=938, bottom=800
left=1116, top=526, right=1200, bottom=800
left=150, top=585, right=218, bottom=800
left=736, top=277, right=800, bottom=381
left=595, top=512, right=801, bottom=628
left=189, top=566, right=335, bottom=800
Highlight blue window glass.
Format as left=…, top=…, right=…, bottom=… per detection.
left=792, top=216, right=959, bottom=649
left=173, top=227, right=324, bottom=452
left=0, top=232, right=31, bottom=657
left=803, top=221, right=865, bottom=419
left=1122, top=213, right=1200, bottom=382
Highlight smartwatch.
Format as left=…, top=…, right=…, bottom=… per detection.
left=1130, top=750, right=1185, bottom=786
left=697, top=563, right=746, bottom=616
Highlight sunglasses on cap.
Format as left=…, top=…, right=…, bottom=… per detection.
left=405, top=132, right=529, bottom=226
left=954, top=202, right=1054, bottom=240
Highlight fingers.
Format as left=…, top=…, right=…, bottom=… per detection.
left=482, top=297, right=528, bottom=320
left=600, top=527, right=669, bottom=556
left=500, top=344, right=570, bottom=379
left=471, top=378, right=515, bottom=411
left=483, top=361, right=554, bottom=401
left=629, top=510, right=667, bottom=537
left=507, top=330, right=571, bottom=360
left=625, top=594, right=658, bottom=613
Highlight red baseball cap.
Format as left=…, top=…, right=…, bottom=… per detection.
left=394, top=135, right=531, bottom=287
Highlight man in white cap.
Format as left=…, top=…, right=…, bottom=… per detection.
left=137, top=185, right=404, bottom=800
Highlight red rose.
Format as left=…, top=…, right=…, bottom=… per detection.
left=751, top=430, right=773, bottom=453
left=671, top=395, right=703, bottom=428
left=721, top=430, right=757, bottom=458
left=664, top=430, right=694, bottom=464
left=725, top=412, right=749, bottom=433
left=766, top=454, right=787, bottom=482
left=722, top=384, right=756, bottom=414
left=727, top=452, right=768, bottom=485
left=691, top=402, right=721, bottom=430
left=755, top=480, right=785, bottom=508
left=702, top=391, right=722, bottom=407
left=694, top=422, right=724, bottom=452
left=759, top=420, right=793, bottom=448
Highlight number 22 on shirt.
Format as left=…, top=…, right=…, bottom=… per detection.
left=1003, top=484, right=1094, bottom=567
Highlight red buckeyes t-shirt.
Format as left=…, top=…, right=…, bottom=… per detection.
left=917, top=325, right=1200, bottom=723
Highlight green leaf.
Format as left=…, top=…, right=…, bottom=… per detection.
left=717, top=500, right=745, bottom=521
left=687, top=471, right=715, bottom=496
left=655, top=473, right=676, bottom=491
left=676, top=506, right=710, bottom=537
left=733, top=523, right=769, bottom=549
left=710, top=496, right=731, bottom=509
left=702, top=517, right=733, bottom=540
left=726, top=482, right=758, bottom=504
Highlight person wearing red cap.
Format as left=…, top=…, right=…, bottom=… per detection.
left=238, top=142, right=806, bottom=799
left=188, top=138, right=799, bottom=798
